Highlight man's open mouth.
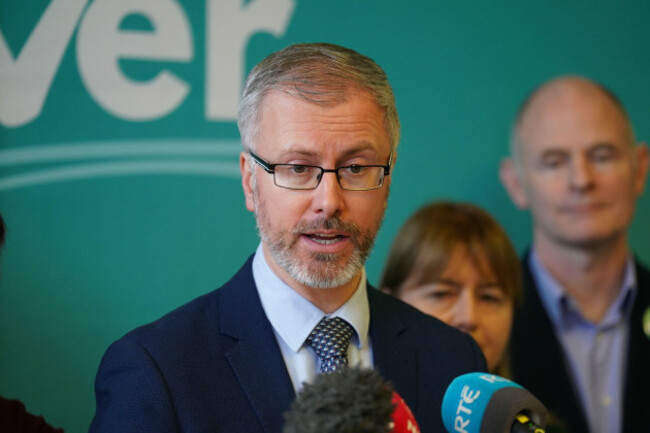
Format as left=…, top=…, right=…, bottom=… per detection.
left=305, top=233, right=346, bottom=245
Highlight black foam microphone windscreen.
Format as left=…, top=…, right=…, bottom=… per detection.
left=282, top=367, right=395, bottom=433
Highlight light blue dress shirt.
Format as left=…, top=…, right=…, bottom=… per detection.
left=529, top=250, right=636, bottom=433
left=252, top=244, right=374, bottom=393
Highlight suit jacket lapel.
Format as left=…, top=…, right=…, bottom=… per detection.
left=367, top=287, right=418, bottom=409
left=219, top=257, right=296, bottom=433
left=511, top=254, right=589, bottom=433
left=622, top=261, right=650, bottom=433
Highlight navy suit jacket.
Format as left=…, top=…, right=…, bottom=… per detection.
left=509, top=253, right=650, bottom=433
left=90, top=256, right=486, bottom=433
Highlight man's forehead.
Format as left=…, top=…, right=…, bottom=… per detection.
left=257, top=89, right=390, bottom=156
left=516, top=80, right=630, bottom=154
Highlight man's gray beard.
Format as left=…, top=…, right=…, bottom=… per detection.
left=252, top=186, right=381, bottom=289
left=265, top=233, right=370, bottom=289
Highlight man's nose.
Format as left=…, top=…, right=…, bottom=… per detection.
left=311, top=170, right=346, bottom=217
left=569, top=156, right=596, bottom=192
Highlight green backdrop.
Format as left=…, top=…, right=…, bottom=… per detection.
left=1, top=1, right=649, bottom=431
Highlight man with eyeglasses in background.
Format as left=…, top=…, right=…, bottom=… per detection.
left=90, top=43, right=486, bottom=433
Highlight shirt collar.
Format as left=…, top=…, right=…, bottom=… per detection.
left=252, top=243, right=370, bottom=352
left=529, top=248, right=637, bottom=329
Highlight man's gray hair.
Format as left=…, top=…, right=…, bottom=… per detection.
left=237, top=43, right=400, bottom=152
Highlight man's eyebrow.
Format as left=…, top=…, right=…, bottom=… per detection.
left=589, top=142, right=619, bottom=151
left=538, top=148, right=568, bottom=158
left=281, top=148, right=316, bottom=157
left=339, top=143, right=383, bottom=160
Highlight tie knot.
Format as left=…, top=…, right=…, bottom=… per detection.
left=306, top=317, right=355, bottom=373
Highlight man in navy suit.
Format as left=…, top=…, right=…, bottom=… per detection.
left=89, top=43, right=486, bottom=433
left=500, top=76, right=650, bottom=433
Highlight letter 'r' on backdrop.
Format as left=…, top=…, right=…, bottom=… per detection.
left=1, top=1, right=649, bottom=432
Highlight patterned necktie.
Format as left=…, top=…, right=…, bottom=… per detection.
left=306, top=317, right=355, bottom=374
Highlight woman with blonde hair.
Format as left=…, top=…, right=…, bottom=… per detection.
left=380, top=201, right=521, bottom=375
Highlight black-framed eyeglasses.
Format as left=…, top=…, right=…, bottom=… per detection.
left=248, top=151, right=392, bottom=191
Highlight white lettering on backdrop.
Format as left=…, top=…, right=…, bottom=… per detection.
left=0, top=0, right=295, bottom=127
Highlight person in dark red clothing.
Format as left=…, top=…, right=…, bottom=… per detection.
left=0, top=215, right=64, bottom=433
left=0, top=397, right=64, bottom=433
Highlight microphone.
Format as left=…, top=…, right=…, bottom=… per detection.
left=282, top=367, right=420, bottom=433
left=441, top=373, right=547, bottom=433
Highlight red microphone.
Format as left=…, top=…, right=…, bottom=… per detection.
left=390, top=391, right=421, bottom=433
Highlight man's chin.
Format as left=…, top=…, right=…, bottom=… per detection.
left=288, top=255, right=361, bottom=290
left=312, top=251, right=346, bottom=263
left=554, top=229, right=624, bottom=250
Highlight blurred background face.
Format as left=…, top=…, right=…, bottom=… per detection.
left=396, top=244, right=513, bottom=372
left=513, top=80, right=648, bottom=249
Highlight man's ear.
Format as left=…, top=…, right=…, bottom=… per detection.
left=240, top=152, right=255, bottom=212
left=634, top=142, right=649, bottom=196
left=499, top=158, right=529, bottom=209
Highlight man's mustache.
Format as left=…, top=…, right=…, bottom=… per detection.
left=292, top=217, right=362, bottom=237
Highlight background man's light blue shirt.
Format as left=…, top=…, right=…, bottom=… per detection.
left=530, top=249, right=636, bottom=433
left=252, top=244, right=374, bottom=393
